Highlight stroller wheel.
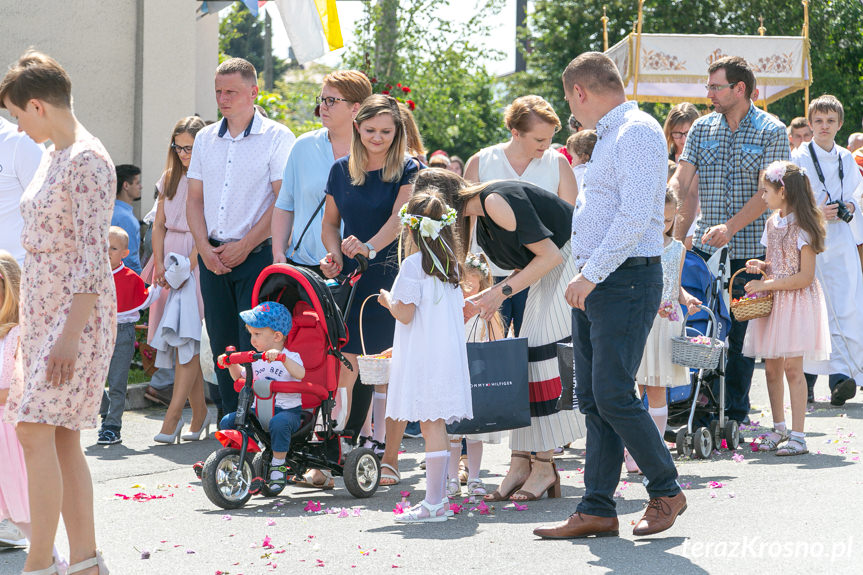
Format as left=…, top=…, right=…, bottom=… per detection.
left=710, top=420, right=723, bottom=451
left=201, top=447, right=256, bottom=509
left=675, top=429, right=692, bottom=458
left=693, top=427, right=713, bottom=459
left=343, top=447, right=380, bottom=498
left=723, top=419, right=740, bottom=450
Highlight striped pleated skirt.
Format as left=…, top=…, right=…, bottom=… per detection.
left=509, top=242, right=586, bottom=452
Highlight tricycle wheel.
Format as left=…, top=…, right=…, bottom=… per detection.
left=343, top=447, right=380, bottom=498
left=202, top=447, right=255, bottom=509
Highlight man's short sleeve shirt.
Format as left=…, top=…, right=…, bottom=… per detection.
left=679, top=104, right=788, bottom=259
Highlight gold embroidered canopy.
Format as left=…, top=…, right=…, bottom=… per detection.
left=604, top=33, right=812, bottom=107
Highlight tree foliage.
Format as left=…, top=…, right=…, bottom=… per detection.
left=344, top=0, right=510, bottom=159
left=219, top=3, right=290, bottom=81
left=514, top=0, right=863, bottom=144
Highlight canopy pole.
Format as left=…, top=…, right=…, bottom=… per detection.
left=633, top=0, right=644, bottom=98
left=757, top=16, right=767, bottom=111
left=803, top=0, right=810, bottom=116
left=602, top=6, right=609, bottom=52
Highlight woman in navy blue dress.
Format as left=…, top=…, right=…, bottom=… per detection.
left=321, top=95, right=420, bottom=485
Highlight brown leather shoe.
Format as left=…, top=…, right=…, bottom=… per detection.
left=633, top=492, right=687, bottom=536
left=533, top=512, right=619, bottom=539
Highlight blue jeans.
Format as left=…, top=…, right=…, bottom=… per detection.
left=219, top=405, right=303, bottom=453
left=100, top=322, right=136, bottom=431
left=494, top=276, right=528, bottom=337
left=572, top=263, right=680, bottom=518
left=695, top=249, right=760, bottom=421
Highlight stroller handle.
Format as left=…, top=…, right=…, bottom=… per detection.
left=679, top=304, right=719, bottom=339
left=218, top=348, right=286, bottom=368
left=354, top=253, right=369, bottom=274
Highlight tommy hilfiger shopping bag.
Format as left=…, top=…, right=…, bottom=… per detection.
left=446, top=337, right=531, bottom=435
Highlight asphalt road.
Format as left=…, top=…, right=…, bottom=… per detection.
left=1, top=368, right=861, bottom=575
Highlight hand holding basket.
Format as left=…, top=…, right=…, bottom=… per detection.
left=729, top=268, right=773, bottom=322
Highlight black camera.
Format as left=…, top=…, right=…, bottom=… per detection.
left=828, top=200, right=854, bottom=223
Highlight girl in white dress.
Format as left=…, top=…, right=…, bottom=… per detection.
left=447, top=253, right=504, bottom=501
left=628, top=190, right=701, bottom=473
left=379, top=193, right=472, bottom=523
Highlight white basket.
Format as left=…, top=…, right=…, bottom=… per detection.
left=357, top=294, right=391, bottom=385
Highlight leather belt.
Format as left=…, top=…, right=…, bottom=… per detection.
left=209, top=237, right=272, bottom=254
left=618, top=256, right=661, bottom=269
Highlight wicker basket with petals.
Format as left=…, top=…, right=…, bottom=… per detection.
left=728, top=269, right=773, bottom=322
left=356, top=294, right=391, bottom=385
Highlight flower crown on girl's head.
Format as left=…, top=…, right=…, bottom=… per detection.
left=464, top=253, right=489, bottom=276
left=398, top=203, right=457, bottom=240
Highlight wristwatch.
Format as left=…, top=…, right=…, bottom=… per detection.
left=365, top=242, right=377, bottom=260
left=501, top=283, right=513, bottom=298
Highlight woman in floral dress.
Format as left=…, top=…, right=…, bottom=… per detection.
left=1, top=51, right=115, bottom=575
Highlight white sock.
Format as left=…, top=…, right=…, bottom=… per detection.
left=790, top=431, right=805, bottom=442
left=270, top=457, right=286, bottom=480
left=466, top=440, right=483, bottom=482
left=648, top=405, right=668, bottom=439
left=372, top=392, right=387, bottom=446
left=774, top=421, right=787, bottom=433
left=448, top=440, right=462, bottom=480
left=424, top=450, right=449, bottom=507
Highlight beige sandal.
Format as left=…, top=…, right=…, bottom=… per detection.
left=292, top=469, right=334, bottom=490
left=379, top=463, right=401, bottom=486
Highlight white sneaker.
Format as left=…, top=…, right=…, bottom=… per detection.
left=0, top=519, right=27, bottom=548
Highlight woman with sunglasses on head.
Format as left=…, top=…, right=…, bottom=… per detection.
left=143, top=116, right=212, bottom=445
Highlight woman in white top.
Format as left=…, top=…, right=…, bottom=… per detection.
left=463, top=95, right=578, bottom=338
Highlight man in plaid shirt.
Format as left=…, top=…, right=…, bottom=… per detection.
left=674, top=56, right=788, bottom=425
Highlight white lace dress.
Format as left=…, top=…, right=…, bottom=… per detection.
left=636, top=239, right=689, bottom=388
left=385, top=253, right=473, bottom=424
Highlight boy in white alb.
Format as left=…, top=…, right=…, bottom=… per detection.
left=793, top=95, right=863, bottom=407
left=218, top=301, right=305, bottom=488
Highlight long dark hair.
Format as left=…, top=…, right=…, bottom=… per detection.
left=163, top=116, right=206, bottom=200
left=400, top=192, right=462, bottom=287
left=764, top=160, right=826, bottom=254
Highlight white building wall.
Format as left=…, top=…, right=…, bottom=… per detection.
left=0, top=0, right=219, bottom=216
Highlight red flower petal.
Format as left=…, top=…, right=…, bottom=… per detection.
left=382, top=90, right=390, bottom=95
left=402, top=86, right=410, bottom=93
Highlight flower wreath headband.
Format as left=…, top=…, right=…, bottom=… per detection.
left=398, top=203, right=458, bottom=277
left=464, top=253, right=489, bottom=276
left=764, top=162, right=806, bottom=188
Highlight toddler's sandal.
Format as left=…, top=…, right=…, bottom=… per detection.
left=467, top=479, right=487, bottom=500
left=776, top=438, right=808, bottom=456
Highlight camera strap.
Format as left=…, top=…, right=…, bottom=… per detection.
left=808, top=142, right=844, bottom=202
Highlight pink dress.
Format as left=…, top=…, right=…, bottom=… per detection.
left=0, top=326, right=29, bottom=523
left=143, top=173, right=204, bottom=346
left=3, top=137, right=117, bottom=431
left=743, top=212, right=830, bottom=360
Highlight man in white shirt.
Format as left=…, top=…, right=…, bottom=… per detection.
left=187, top=58, right=295, bottom=413
left=534, top=52, right=687, bottom=541
left=0, top=115, right=44, bottom=265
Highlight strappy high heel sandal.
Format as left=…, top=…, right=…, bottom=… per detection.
left=511, top=454, right=561, bottom=501
left=484, top=453, right=531, bottom=502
